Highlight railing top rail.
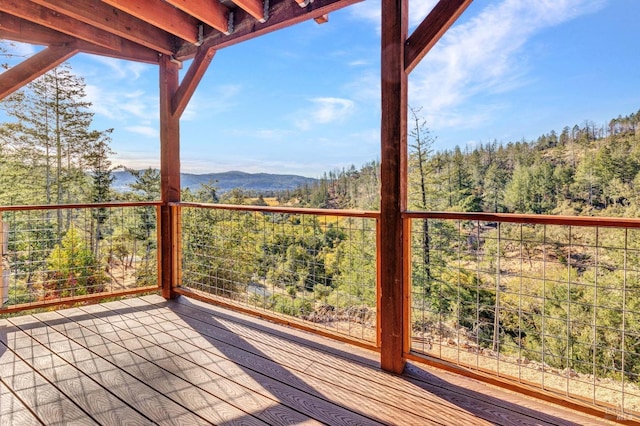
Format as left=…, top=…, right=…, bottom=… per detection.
left=173, top=202, right=380, bottom=219
left=403, top=210, right=640, bottom=228
left=0, top=201, right=162, bottom=212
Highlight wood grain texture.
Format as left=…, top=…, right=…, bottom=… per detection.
left=0, top=44, right=78, bottom=100
left=116, top=297, right=602, bottom=426
left=0, top=296, right=621, bottom=425
left=379, top=0, right=408, bottom=374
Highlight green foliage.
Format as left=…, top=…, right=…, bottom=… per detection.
left=45, top=225, right=106, bottom=298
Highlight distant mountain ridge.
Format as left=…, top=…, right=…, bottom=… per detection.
left=112, top=170, right=317, bottom=193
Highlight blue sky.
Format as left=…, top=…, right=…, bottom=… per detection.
left=4, top=0, right=640, bottom=177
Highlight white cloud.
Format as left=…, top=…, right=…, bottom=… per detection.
left=86, top=84, right=158, bottom=121
left=86, top=56, right=149, bottom=80
left=409, top=0, right=606, bottom=129
left=295, top=97, right=355, bottom=130
left=313, top=97, right=355, bottom=123
left=182, top=84, right=241, bottom=121
left=124, top=125, right=158, bottom=138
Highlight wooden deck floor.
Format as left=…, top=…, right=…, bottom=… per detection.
left=0, top=295, right=616, bottom=425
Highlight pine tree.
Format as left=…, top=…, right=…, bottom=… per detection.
left=1, top=64, right=111, bottom=213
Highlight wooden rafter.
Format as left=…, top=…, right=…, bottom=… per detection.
left=29, top=0, right=175, bottom=55
left=103, top=0, right=200, bottom=45
left=404, top=0, right=472, bottom=73
left=165, top=0, right=231, bottom=35
left=232, top=0, right=266, bottom=23
left=0, top=1, right=121, bottom=51
left=0, top=43, right=79, bottom=99
left=172, top=47, right=216, bottom=119
left=76, top=40, right=160, bottom=65
left=0, top=13, right=74, bottom=46
left=176, top=0, right=361, bottom=60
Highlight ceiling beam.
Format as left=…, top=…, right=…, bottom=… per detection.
left=165, top=0, right=231, bottom=34
left=103, top=0, right=200, bottom=45
left=175, top=0, right=361, bottom=60
left=0, top=12, right=74, bottom=46
left=0, top=1, right=122, bottom=51
left=232, top=0, right=266, bottom=23
left=0, top=43, right=79, bottom=100
left=29, top=0, right=175, bottom=55
left=172, top=46, right=216, bottom=119
left=404, top=0, right=472, bottom=74
left=77, top=40, right=160, bottom=64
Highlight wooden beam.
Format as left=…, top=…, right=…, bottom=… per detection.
left=379, top=0, right=408, bottom=374
left=0, top=12, right=159, bottom=64
left=404, top=0, right=472, bottom=74
left=29, top=0, right=175, bottom=55
left=76, top=40, right=160, bottom=65
left=0, top=12, right=74, bottom=46
left=231, top=0, right=266, bottom=23
left=172, top=46, right=216, bottom=119
left=103, top=0, right=199, bottom=45
left=0, top=43, right=78, bottom=100
left=175, top=0, right=361, bottom=60
left=0, top=1, right=121, bottom=51
left=159, top=54, right=181, bottom=300
left=165, top=0, right=231, bottom=34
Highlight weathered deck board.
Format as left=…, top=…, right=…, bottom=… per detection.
left=0, top=295, right=618, bottom=426
left=0, top=381, right=42, bottom=426
left=135, top=296, right=612, bottom=426
left=99, top=298, right=485, bottom=425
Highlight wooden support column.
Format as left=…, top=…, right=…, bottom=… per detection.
left=159, top=54, right=181, bottom=299
left=379, top=0, right=408, bottom=374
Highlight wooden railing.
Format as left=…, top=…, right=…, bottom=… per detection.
left=0, top=202, right=161, bottom=314
left=4, top=200, right=639, bottom=420
left=404, top=211, right=640, bottom=421
left=172, top=202, right=380, bottom=346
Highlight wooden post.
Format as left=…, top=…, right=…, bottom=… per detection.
left=0, top=218, right=4, bottom=307
left=380, top=0, right=408, bottom=373
left=159, top=54, right=180, bottom=299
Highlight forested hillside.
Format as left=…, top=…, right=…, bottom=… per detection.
left=280, top=109, right=640, bottom=218
left=4, top=61, right=640, bottom=408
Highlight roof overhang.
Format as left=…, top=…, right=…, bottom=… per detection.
left=0, top=0, right=361, bottom=64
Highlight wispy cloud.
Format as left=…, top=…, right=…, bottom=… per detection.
left=86, top=84, right=158, bottom=122
left=124, top=125, right=158, bottom=138
left=182, top=84, right=241, bottom=121
left=295, top=97, right=356, bottom=130
left=86, top=56, right=149, bottom=80
left=408, top=0, right=606, bottom=130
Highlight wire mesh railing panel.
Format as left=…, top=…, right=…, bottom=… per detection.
left=0, top=204, right=159, bottom=309
left=409, top=217, right=640, bottom=420
left=180, top=206, right=377, bottom=342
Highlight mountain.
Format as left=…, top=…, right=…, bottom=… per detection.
left=112, top=170, right=317, bottom=194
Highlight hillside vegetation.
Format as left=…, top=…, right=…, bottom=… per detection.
left=282, top=109, right=640, bottom=218
left=3, top=61, right=640, bottom=411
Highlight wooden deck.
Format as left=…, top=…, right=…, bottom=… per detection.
left=0, top=295, right=616, bottom=425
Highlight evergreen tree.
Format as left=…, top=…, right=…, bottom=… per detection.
left=0, top=63, right=112, bottom=212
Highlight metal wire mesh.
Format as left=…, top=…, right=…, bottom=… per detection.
left=180, top=206, right=377, bottom=342
left=409, top=217, right=640, bottom=420
left=0, top=204, right=159, bottom=308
